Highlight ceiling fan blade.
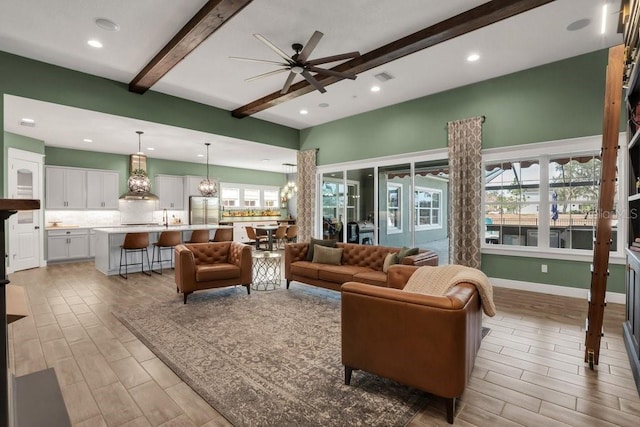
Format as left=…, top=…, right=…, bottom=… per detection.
left=308, top=65, right=356, bottom=80
left=254, top=34, right=294, bottom=64
left=229, top=56, right=289, bottom=66
left=297, top=31, right=323, bottom=63
left=301, top=70, right=327, bottom=93
left=307, top=51, right=360, bottom=66
left=245, top=68, right=289, bottom=82
left=280, top=72, right=297, bottom=94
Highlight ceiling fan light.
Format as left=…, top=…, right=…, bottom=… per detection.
left=291, top=65, right=304, bottom=74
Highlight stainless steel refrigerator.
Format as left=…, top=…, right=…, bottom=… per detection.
left=189, top=196, right=219, bottom=224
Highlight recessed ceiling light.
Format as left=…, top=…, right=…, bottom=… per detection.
left=262, top=158, right=270, bottom=163
left=300, top=109, right=308, bottom=115
left=20, top=118, right=35, bottom=127
left=83, top=138, right=92, bottom=143
left=318, top=103, right=329, bottom=108
left=370, top=86, right=381, bottom=92
left=87, top=39, right=103, bottom=48
left=467, top=53, right=480, bottom=62
left=147, top=147, right=155, bottom=151
left=197, top=154, right=204, bottom=157
left=94, top=17, right=120, bottom=32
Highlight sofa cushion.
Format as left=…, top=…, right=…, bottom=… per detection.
left=382, top=252, right=398, bottom=273
left=397, top=246, right=419, bottom=261
left=318, top=265, right=373, bottom=284
left=312, top=245, right=343, bottom=265
left=290, top=261, right=323, bottom=280
left=353, top=270, right=387, bottom=287
left=196, top=263, right=240, bottom=281
left=306, top=238, right=337, bottom=261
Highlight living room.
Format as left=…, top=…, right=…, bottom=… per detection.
left=2, top=0, right=640, bottom=426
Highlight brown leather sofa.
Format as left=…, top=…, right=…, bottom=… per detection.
left=174, top=242, right=252, bottom=303
left=284, top=242, right=438, bottom=291
left=341, top=264, right=482, bottom=424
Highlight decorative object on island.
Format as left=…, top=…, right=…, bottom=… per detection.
left=199, top=142, right=218, bottom=197
left=120, top=131, right=159, bottom=200
left=280, top=162, right=297, bottom=201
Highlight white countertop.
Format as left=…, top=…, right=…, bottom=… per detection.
left=93, top=224, right=231, bottom=233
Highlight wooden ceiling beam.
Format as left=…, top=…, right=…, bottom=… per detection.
left=129, top=0, right=253, bottom=94
left=232, top=0, right=555, bottom=118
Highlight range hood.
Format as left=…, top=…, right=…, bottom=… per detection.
left=119, top=152, right=159, bottom=200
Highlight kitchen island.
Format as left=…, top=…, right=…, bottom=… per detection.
left=94, top=224, right=231, bottom=276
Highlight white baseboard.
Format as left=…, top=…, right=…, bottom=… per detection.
left=490, top=277, right=626, bottom=305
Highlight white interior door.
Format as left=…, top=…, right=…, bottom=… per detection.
left=8, top=148, right=44, bottom=272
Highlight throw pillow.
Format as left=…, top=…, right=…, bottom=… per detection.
left=312, top=245, right=343, bottom=265
left=382, top=252, right=398, bottom=273
left=397, top=246, right=419, bottom=261
left=306, top=238, right=337, bottom=261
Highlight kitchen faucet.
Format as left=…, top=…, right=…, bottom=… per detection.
left=163, top=208, right=168, bottom=228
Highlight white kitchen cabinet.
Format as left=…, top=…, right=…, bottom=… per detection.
left=87, top=170, right=119, bottom=209
left=47, top=229, right=89, bottom=261
left=156, top=175, right=184, bottom=209
left=89, top=229, right=96, bottom=257
left=45, top=166, right=86, bottom=209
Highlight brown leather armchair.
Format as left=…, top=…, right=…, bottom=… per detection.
left=174, top=242, right=252, bottom=303
left=341, top=264, right=482, bottom=424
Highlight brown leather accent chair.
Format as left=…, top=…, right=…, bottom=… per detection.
left=212, top=227, right=233, bottom=242
left=341, top=264, right=482, bottom=424
left=174, top=242, right=252, bottom=303
left=186, top=229, right=210, bottom=243
left=151, top=231, right=181, bottom=274
left=119, top=232, right=151, bottom=279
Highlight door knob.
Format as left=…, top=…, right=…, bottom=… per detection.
left=34, top=226, right=40, bottom=229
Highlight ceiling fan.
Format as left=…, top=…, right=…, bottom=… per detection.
left=230, top=31, right=360, bottom=94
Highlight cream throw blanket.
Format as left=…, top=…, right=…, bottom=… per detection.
left=403, top=265, right=496, bottom=317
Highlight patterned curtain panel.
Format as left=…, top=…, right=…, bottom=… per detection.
left=296, top=149, right=317, bottom=242
left=447, top=116, right=483, bottom=268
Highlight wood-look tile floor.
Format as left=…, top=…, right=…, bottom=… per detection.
left=7, top=261, right=640, bottom=426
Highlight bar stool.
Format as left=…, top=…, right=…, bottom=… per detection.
left=151, top=230, right=181, bottom=274
left=119, top=232, right=151, bottom=279
left=211, top=227, right=233, bottom=242
left=186, top=229, right=210, bottom=243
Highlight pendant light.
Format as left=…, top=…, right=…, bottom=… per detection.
left=120, top=131, right=158, bottom=200
left=280, top=163, right=297, bottom=200
left=199, top=142, right=217, bottom=197
left=127, top=131, right=152, bottom=193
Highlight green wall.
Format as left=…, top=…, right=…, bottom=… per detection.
left=44, top=146, right=284, bottom=194
left=0, top=50, right=299, bottom=154
left=300, top=50, right=611, bottom=165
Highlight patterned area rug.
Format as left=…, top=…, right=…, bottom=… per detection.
left=115, top=285, right=485, bottom=426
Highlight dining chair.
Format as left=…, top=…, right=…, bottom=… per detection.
left=246, top=226, right=267, bottom=250
left=285, top=225, right=298, bottom=243
left=273, top=225, right=288, bottom=249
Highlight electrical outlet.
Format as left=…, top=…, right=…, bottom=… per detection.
left=541, top=264, right=548, bottom=273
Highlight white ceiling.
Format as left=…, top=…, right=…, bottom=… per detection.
left=0, top=0, right=623, bottom=172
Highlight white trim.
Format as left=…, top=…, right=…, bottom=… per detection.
left=316, top=148, right=449, bottom=174
left=386, top=182, right=403, bottom=234
left=491, top=277, right=626, bottom=305
left=482, top=134, right=606, bottom=161
left=483, top=245, right=626, bottom=265
left=414, top=186, right=443, bottom=230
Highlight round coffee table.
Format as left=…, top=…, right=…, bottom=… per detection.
left=251, top=252, right=282, bottom=290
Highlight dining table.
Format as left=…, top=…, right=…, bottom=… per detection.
left=255, top=224, right=280, bottom=251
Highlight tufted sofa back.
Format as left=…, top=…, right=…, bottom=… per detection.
left=337, top=243, right=400, bottom=271
left=185, top=242, right=231, bottom=265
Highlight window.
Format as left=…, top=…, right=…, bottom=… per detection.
left=482, top=136, right=621, bottom=256
left=264, top=189, right=279, bottom=208
left=387, top=183, right=402, bottom=233
left=415, top=187, right=442, bottom=229
left=244, top=189, right=260, bottom=207
left=221, top=187, right=239, bottom=207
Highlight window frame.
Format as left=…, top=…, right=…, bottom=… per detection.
left=481, top=134, right=626, bottom=263
left=387, top=182, right=403, bottom=234
left=220, top=182, right=280, bottom=210
left=414, top=186, right=443, bottom=230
